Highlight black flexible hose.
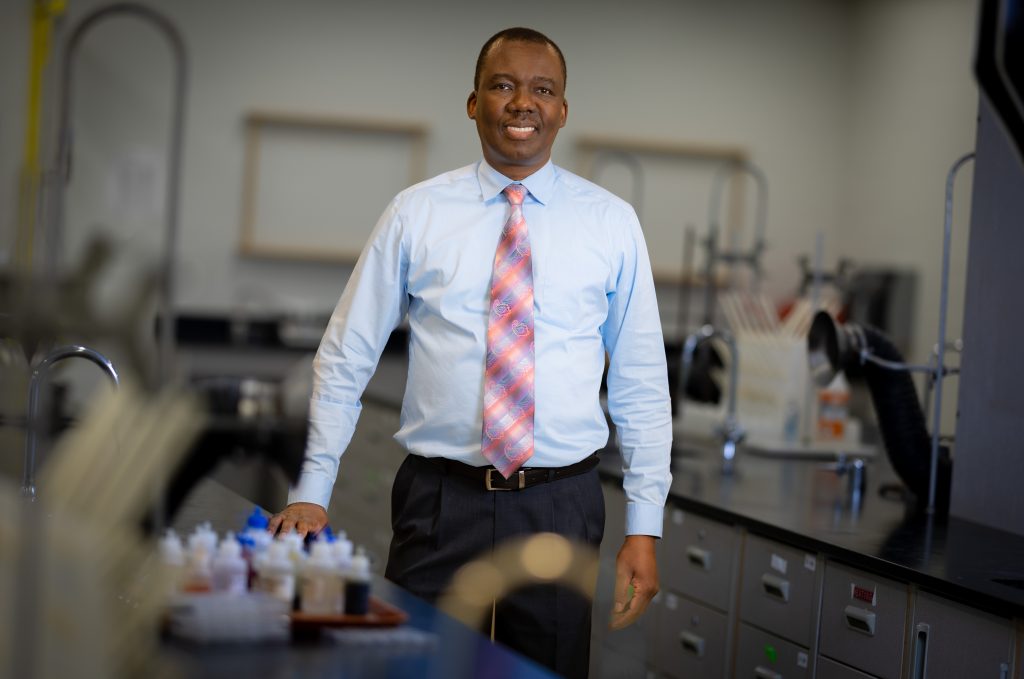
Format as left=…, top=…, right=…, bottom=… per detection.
left=844, top=325, right=950, bottom=508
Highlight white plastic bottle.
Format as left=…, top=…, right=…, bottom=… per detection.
left=191, top=522, right=219, bottom=555
left=280, top=531, right=307, bottom=568
left=182, top=537, right=214, bottom=593
left=300, top=542, right=341, bottom=614
left=212, top=532, right=248, bottom=595
left=332, top=534, right=354, bottom=612
left=255, top=540, right=296, bottom=604
left=158, top=529, right=186, bottom=595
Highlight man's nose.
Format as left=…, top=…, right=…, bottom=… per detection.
left=508, top=87, right=535, bottom=112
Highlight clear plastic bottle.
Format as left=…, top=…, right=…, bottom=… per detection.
left=300, top=542, right=341, bottom=614
left=817, top=373, right=850, bottom=441
left=212, top=532, right=248, bottom=595
left=343, top=547, right=371, bottom=615
left=254, top=541, right=295, bottom=604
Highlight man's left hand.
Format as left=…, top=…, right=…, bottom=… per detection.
left=609, top=534, right=659, bottom=630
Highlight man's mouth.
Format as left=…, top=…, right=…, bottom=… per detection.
left=504, top=124, right=537, bottom=140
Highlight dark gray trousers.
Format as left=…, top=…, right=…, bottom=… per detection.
left=385, top=454, right=605, bottom=679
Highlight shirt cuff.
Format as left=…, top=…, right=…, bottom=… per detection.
left=287, top=470, right=334, bottom=509
left=625, top=502, right=664, bottom=538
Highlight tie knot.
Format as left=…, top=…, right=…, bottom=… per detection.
left=503, top=184, right=527, bottom=206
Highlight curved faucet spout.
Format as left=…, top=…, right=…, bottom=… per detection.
left=680, top=325, right=744, bottom=474
left=22, top=345, right=120, bottom=501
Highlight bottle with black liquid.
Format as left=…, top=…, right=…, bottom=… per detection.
left=343, top=546, right=371, bottom=615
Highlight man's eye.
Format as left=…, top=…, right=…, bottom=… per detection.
left=537, top=88, right=553, bottom=96
left=494, top=83, right=512, bottom=90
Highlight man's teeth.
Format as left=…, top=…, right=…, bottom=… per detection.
left=508, top=126, right=535, bottom=132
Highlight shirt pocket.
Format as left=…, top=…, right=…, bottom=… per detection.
left=537, top=235, right=609, bottom=333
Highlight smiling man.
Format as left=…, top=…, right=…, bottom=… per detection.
left=270, top=27, right=672, bottom=678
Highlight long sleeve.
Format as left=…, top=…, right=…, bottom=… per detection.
left=288, top=200, right=409, bottom=508
left=601, top=211, right=673, bottom=537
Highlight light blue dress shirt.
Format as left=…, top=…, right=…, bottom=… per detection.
left=289, top=159, right=673, bottom=537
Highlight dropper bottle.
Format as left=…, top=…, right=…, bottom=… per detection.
left=343, top=547, right=371, bottom=615
left=212, top=532, right=248, bottom=595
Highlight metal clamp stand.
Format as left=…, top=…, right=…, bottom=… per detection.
left=589, top=150, right=645, bottom=222
left=840, top=153, right=974, bottom=513
left=702, top=160, right=769, bottom=324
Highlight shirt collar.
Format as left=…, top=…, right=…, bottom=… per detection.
left=477, top=159, right=556, bottom=206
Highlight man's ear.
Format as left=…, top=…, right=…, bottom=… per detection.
left=467, top=91, right=478, bottom=119
left=559, top=98, right=568, bottom=129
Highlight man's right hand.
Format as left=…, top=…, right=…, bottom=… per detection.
left=267, top=502, right=329, bottom=538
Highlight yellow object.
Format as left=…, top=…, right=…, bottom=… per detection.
left=15, top=0, right=66, bottom=271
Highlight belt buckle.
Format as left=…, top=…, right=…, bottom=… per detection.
left=485, top=469, right=525, bottom=491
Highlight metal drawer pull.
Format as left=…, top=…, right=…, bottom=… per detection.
left=912, top=622, right=929, bottom=679
left=761, top=573, right=790, bottom=602
left=754, top=667, right=783, bottom=679
left=686, top=545, right=712, bottom=570
left=844, top=605, right=876, bottom=636
left=679, top=631, right=706, bottom=657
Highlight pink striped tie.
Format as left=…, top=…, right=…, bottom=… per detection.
left=481, top=184, right=535, bottom=477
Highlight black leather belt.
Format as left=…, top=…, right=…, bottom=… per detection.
left=427, top=454, right=600, bottom=491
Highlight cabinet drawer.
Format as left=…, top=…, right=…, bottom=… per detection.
left=819, top=562, right=907, bottom=679
left=738, top=534, right=819, bottom=647
left=816, top=655, right=877, bottom=679
left=654, top=592, right=728, bottom=679
left=908, top=591, right=1013, bottom=679
left=734, top=622, right=810, bottom=679
left=661, top=508, right=736, bottom=611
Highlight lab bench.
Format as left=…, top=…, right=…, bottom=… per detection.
left=165, top=477, right=559, bottom=679
left=592, top=444, right=1024, bottom=679
left=175, top=345, right=1024, bottom=678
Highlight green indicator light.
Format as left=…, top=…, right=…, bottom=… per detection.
left=763, top=644, right=777, bottom=663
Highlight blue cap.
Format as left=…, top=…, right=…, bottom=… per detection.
left=245, top=507, right=269, bottom=530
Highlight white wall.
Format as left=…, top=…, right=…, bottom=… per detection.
left=3, top=0, right=854, bottom=313
left=0, top=0, right=979, bottom=404
left=839, top=0, right=978, bottom=432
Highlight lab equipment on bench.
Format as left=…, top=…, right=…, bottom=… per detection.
left=807, top=152, right=974, bottom=513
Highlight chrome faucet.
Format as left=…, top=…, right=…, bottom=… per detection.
left=680, top=325, right=745, bottom=474
left=22, top=345, right=120, bottom=501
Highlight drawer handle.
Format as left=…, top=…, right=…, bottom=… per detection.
left=754, top=667, right=783, bottom=679
left=844, top=605, right=876, bottom=636
left=912, top=622, right=929, bottom=679
left=761, top=573, right=790, bottom=602
left=686, top=545, right=712, bottom=570
left=679, top=630, right=706, bottom=657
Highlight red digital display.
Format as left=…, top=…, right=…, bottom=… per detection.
left=852, top=585, right=875, bottom=604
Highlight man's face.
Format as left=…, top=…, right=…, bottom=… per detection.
left=467, top=39, right=568, bottom=181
